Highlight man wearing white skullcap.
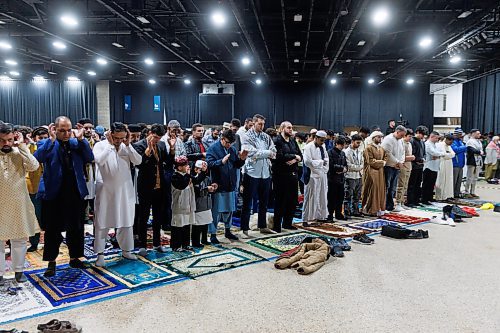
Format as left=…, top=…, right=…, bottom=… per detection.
left=361, top=131, right=388, bottom=216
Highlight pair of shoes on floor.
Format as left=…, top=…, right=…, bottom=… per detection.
left=37, top=319, right=82, bottom=332
left=407, top=229, right=429, bottom=239
left=353, top=234, right=375, bottom=245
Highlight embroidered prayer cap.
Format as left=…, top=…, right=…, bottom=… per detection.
left=195, top=160, right=205, bottom=168
left=316, top=130, right=327, bottom=138
left=32, top=126, right=49, bottom=137
left=168, top=120, right=181, bottom=128
left=175, top=155, right=189, bottom=167
left=310, top=128, right=318, bottom=134
left=369, top=130, right=384, bottom=139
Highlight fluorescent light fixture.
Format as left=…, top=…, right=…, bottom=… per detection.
left=209, top=71, right=215, bottom=75
left=294, top=41, right=301, bottom=47
left=255, top=79, right=262, bottom=85
left=51, top=59, right=61, bottom=64
left=0, top=41, right=12, bottom=50
left=337, top=71, right=343, bottom=75
left=137, top=16, right=150, bottom=24
left=293, top=80, right=298, bottom=83
left=426, top=70, right=433, bottom=74
left=67, top=76, right=79, bottom=81
left=96, top=58, right=108, bottom=65
left=52, top=41, right=66, bottom=49
left=231, top=41, right=239, bottom=47
left=241, top=57, right=251, bottom=66
left=458, top=11, right=472, bottom=18
left=194, top=59, right=201, bottom=64
left=33, top=75, right=45, bottom=81
left=60, top=15, right=78, bottom=27
left=357, top=40, right=366, bottom=46
left=372, top=7, right=390, bottom=27
left=148, top=79, right=156, bottom=84
left=127, top=71, right=134, bottom=75
left=368, top=78, right=375, bottom=84
left=0, top=75, right=11, bottom=80
left=250, top=71, right=256, bottom=75
left=419, top=36, right=433, bottom=48
left=380, top=70, right=388, bottom=75
left=345, top=59, right=352, bottom=63
left=0, top=20, right=6, bottom=25
left=294, top=59, right=299, bottom=63
left=330, top=79, right=337, bottom=85
left=450, top=79, right=457, bottom=83
left=167, top=71, right=175, bottom=76
left=450, top=55, right=462, bottom=64
left=294, top=71, right=299, bottom=75
left=112, top=42, right=124, bottom=48
left=144, top=58, right=154, bottom=65
left=115, top=80, right=121, bottom=83
left=9, top=71, right=19, bottom=76
left=5, top=59, right=17, bottom=66
left=171, top=42, right=181, bottom=48
left=184, top=79, right=191, bottom=85
left=211, top=11, right=226, bottom=27
left=406, top=78, right=415, bottom=85
left=397, top=58, right=404, bottom=62
left=48, top=71, right=57, bottom=75
left=87, top=71, right=96, bottom=76
left=294, top=14, right=302, bottom=22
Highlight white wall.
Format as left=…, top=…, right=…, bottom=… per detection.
left=430, top=83, right=463, bottom=118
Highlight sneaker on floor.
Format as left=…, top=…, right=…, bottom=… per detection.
left=260, top=228, right=277, bottom=235
left=137, top=248, right=148, bottom=257
left=240, top=230, right=252, bottom=239
left=154, top=245, right=169, bottom=253
left=393, top=205, right=404, bottom=212
left=210, top=235, right=221, bottom=245
left=353, top=234, right=372, bottom=245
left=122, top=251, right=137, bottom=260
left=14, top=272, right=27, bottom=283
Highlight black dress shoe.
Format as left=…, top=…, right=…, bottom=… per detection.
left=283, top=225, right=298, bottom=230
left=44, top=262, right=56, bottom=277
left=335, top=215, right=348, bottom=221
left=407, top=230, right=424, bottom=239
left=69, top=259, right=87, bottom=269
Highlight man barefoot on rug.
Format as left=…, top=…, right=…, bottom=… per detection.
left=35, top=116, right=94, bottom=277
left=0, top=123, right=40, bottom=283
left=93, top=122, right=142, bottom=267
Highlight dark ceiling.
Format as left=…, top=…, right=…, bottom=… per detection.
left=0, top=0, right=499, bottom=85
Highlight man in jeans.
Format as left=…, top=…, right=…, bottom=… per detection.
left=451, top=128, right=467, bottom=198
left=240, top=114, right=277, bottom=236
left=465, top=129, right=484, bottom=198
left=344, top=134, right=364, bottom=217
left=381, top=125, right=406, bottom=212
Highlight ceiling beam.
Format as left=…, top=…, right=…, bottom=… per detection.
left=316, top=1, right=344, bottom=70
left=302, top=0, right=315, bottom=71
left=249, top=0, right=275, bottom=72
left=279, top=0, right=289, bottom=71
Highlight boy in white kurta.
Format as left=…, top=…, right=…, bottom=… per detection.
left=435, top=134, right=456, bottom=201
left=92, top=123, right=142, bottom=267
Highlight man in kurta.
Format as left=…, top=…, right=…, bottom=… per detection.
left=93, top=122, right=142, bottom=267
left=362, top=131, right=388, bottom=216
left=302, top=130, right=329, bottom=225
left=435, top=134, right=456, bottom=201
left=0, top=123, right=40, bottom=283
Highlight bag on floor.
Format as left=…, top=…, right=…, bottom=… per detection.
left=381, top=225, right=412, bottom=239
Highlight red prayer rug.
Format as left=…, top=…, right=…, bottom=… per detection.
left=380, top=213, right=430, bottom=224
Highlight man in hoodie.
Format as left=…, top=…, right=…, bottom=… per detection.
left=451, top=128, right=467, bottom=198
left=406, top=126, right=427, bottom=207
left=465, top=129, right=484, bottom=198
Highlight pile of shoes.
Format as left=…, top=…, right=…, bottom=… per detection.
left=37, top=319, right=82, bottom=333
left=381, top=224, right=429, bottom=239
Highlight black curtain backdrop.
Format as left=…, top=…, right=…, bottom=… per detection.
left=462, top=72, right=500, bottom=133
left=110, top=81, right=433, bottom=131
left=0, top=80, right=96, bottom=127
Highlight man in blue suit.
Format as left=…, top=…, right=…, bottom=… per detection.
left=35, top=116, right=94, bottom=277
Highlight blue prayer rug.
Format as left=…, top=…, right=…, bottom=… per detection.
left=348, top=219, right=406, bottom=232
left=246, top=231, right=319, bottom=255
left=25, top=265, right=127, bottom=307
left=166, top=248, right=267, bottom=278
left=145, top=245, right=222, bottom=265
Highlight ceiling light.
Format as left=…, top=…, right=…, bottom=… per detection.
left=5, top=59, right=17, bottom=66
left=450, top=55, right=462, bottom=64
left=346, top=59, right=352, bottom=63
left=96, top=58, right=108, bottom=65
left=330, top=79, right=337, bottom=85
left=115, top=80, right=121, bottom=83
left=184, top=79, right=191, bottom=85
left=67, top=76, right=79, bottom=81
left=60, top=14, right=78, bottom=27
left=51, top=59, right=61, bottom=64
left=0, top=75, right=11, bottom=80
left=293, top=80, right=299, bottom=83
left=294, top=71, right=299, bottom=75
left=9, top=71, right=19, bottom=76
left=194, top=59, right=201, bottom=64
left=148, top=79, right=156, bottom=84
left=294, top=41, right=301, bottom=47
left=87, top=71, right=96, bottom=76
left=250, top=71, right=256, bottom=75
left=48, top=71, right=57, bottom=75
left=397, top=58, right=404, bottom=62
left=0, top=41, right=12, bottom=50
left=380, top=70, right=388, bottom=75
left=480, top=32, right=487, bottom=40
left=33, top=75, right=45, bottom=81
left=294, top=59, right=300, bottom=63
left=209, top=71, right=215, bottom=75
left=368, top=78, right=375, bottom=84
left=0, top=21, right=6, bottom=25
left=211, top=11, right=226, bottom=27
left=458, top=11, right=472, bottom=19
left=52, top=41, right=66, bottom=50
left=406, top=78, right=415, bottom=85
left=357, top=40, right=366, bottom=46
left=127, top=71, right=134, bottom=75
left=450, top=79, right=457, bottom=83
left=426, top=70, right=433, bottom=74
left=255, top=79, right=262, bottom=85
left=144, top=58, right=154, bottom=65
left=372, top=7, right=390, bottom=27
left=167, top=71, right=175, bottom=76
left=241, top=57, right=251, bottom=66
left=231, top=41, right=239, bottom=47
left=137, top=16, right=150, bottom=24
left=337, top=71, right=343, bottom=75
left=112, top=42, right=124, bottom=48
left=171, top=42, right=181, bottom=48
left=419, top=36, right=433, bottom=48
left=294, top=14, right=302, bottom=22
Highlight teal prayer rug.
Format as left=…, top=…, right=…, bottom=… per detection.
left=246, top=231, right=320, bottom=255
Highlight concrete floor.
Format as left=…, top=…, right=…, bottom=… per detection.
left=8, top=184, right=500, bottom=333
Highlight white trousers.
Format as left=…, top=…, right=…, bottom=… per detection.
left=0, top=238, right=27, bottom=275
left=94, top=227, right=134, bottom=254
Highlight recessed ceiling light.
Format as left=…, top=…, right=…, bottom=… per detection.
left=419, top=37, right=433, bottom=48
left=294, top=14, right=302, bottom=22
left=60, top=14, right=78, bottom=27
left=368, top=78, right=375, bottom=84
left=171, top=42, right=181, bottom=48
left=127, top=71, right=134, bottom=75
left=115, top=80, right=121, bottom=83
left=294, top=41, right=301, bottom=47
left=144, top=58, right=154, bottom=65
left=52, top=41, right=66, bottom=49
left=294, top=71, right=299, bottom=75
left=241, top=57, right=251, bottom=66
left=250, top=71, right=256, bottom=75
left=96, top=58, right=108, bottom=65
left=450, top=79, right=457, bottom=83
left=137, top=16, right=150, bottom=24
left=380, top=70, right=388, bottom=75
left=5, top=59, right=17, bottom=66
left=67, top=76, right=79, bottom=81
left=0, top=20, right=6, bottom=25
left=194, top=59, right=201, bottom=64
left=450, top=55, right=462, bottom=64
left=426, top=70, right=433, bottom=74
left=0, top=41, right=12, bottom=50
left=211, top=11, right=226, bottom=27
left=168, top=71, right=175, bottom=76
left=255, top=79, right=262, bottom=85
left=33, top=75, right=45, bottom=81
left=221, top=80, right=226, bottom=84
left=9, top=71, right=19, bottom=76
left=112, top=42, right=124, bottom=48
left=184, top=79, right=191, bottom=85
left=87, top=71, right=96, bottom=76
left=48, top=71, right=57, bottom=75
left=397, top=58, right=404, bottom=62
left=337, top=71, right=343, bottom=75
left=148, top=79, right=156, bottom=84
left=372, top=7, right=390, bottom=27
left=231, top=41, right=239, bottom=47
left=458, top=11, right=472, bottom=18
left=51, top=59, right=61, bottom=64
left=209, top=71, right=215, bottom=75
left=346, top=59, right=352, bottom=63
left=294, top=59, right=299, bottom=63
left=293, top=80, right=299, bottom=83
left=357, top=40, right=366, bottom=46
left=406, top=78, right=415, bottom=85
left=330, top=79, right=337, bottom=85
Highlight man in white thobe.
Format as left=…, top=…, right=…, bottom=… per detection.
left=302, top=130, right=329, bottom=225
left=93, top=122, right=142, bottom=267
left=435, top=134, right=456, bottom=200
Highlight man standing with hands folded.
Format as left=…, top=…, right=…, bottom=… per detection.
left=381, top=125, right=407, bottom=212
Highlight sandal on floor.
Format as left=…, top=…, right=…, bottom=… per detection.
left=37, top=319, right=60, bottom=331
left=41, top=321, right=82, bottom=333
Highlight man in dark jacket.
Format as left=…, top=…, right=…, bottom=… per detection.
left=271, top=121, right=303, bottom=232
left=327, top=136, right=348, bottom=220
left=406, top=125, right=427, bottom=207
left=206, top=130, right=248, bottom=243
left=133, top=124, right=174, bottom=256
left=184, top=123, right=207, bottom=168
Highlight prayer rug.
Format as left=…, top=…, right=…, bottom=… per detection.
left=295, top=223, right=365, bottom=238
left=94, top=257, right=184, bottom=288
left=0, top=280, right=53, bottom=324
left=146, top=245, right=221, bottom=265
left=379, top=213, right=430, bottom=224
left=26, top=265, right=126, bottom=306
left=166, top=248, right=266, bottom=278
left=348, top=220, right=406, bottom=232
left=25, top=248, right=70, bottom=271
left=79, top=234, right=122, bottom=259
left=442, top=198, right=483, bottom=208
left=414, top=205, right=442, bottom=213
left=246, top=231, right=319, bottom=255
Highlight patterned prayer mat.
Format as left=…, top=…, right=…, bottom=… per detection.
left=145, top=245, right=221, bottom=265
left=442, top=198, right=483, bottom=208
left=25, top=265, right=126, bottom=306
left=24, top=248, right=70, bottom=271
left=246, top=231, right=320, bottom=255
left=94, top=257, right=184, bottom=288
left=0, top=280, right=52, bottom=323
left=414, top=205, right=442, bottom=213
left=166, top=248, right=266, bottom=278
left=348, top=220, right=406, bottom=232
left=379, top=213, right=430, bottom=224
left=295, top=223, right=365, bottom=238
left=79, top=234, right=122, bottom=259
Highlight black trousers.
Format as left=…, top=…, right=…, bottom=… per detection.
left=421, top=169, right=438, bottom=202
left=171, top=225, right=191, bottom=250
left=163, top=170, right=173, bottom=230
left=191, top=225, right=208, bottom=247
left=327, top=182, right=345, bottom=219
left=272, top=173, right=299, bottom=231
left=133, top=204, right=140, bottom=236
left=407, top=168, right=423, bottom=205
left=42, top=196, right=85, bottom=262
left=297, top=166, right=304, bottom=194
left=241, top=176, right=271, bottom=231
left=138, top=188, right=164, bottom=248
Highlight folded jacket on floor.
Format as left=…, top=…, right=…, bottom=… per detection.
left=274, top=239, right=330, bottom=274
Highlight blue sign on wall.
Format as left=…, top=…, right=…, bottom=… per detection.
left=153, top=95, right=160, bottom=112
left=124, top=95, right=131, bottom=112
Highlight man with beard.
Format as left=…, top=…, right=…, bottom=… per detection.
left=127, top=124, right=142, bottom=241
left=362, top=131, right=388, bottom=217
left=406, top=126, right=427, bottom=207
left=271, top=121, right=302, bottom=232
left=185, top=123, right=207, bottom=168
left=421, top=131, right=445, bottom=204
left=35, top=116, right=94, bottom=277
left=0, top=123, right=39, bottom=283
left=381, top=125, right=406, bottom=212
left=203, top=127, right=221, bottom=148
left=327, top=136, right=348, bottom=220
left=465, top=129, right=484, bottom=198
left=236, top=117, right=253, bottom=137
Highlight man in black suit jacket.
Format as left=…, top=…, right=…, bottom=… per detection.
left=133, top=124, right=174, bottom=255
